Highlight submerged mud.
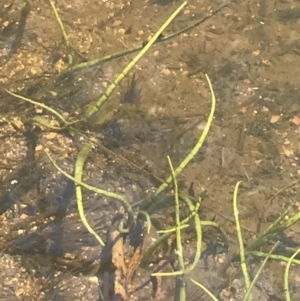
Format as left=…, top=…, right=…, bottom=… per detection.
left=1, top=0, right=300, bottom=300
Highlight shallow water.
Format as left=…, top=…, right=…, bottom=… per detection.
left=1, top=0, right=300, bottom=300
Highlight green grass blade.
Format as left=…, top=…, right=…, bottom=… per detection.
left=6, top=90, right=69, bottom=126
left=167, top=155, right=185, bottom=272
left=200, top=220, right=229, bottom=248
left=173, top=195, right=202, bottom=274
left=84, top=1, right=187, bottom=120
left=61, top=3, right=228, bottom=76
left=248, top=211, right=300, bottom=252
left=138, top=210, right=152, bottom=234
left=75, top=144, right=104, bottom=246
left=154, top=74, right=216, bottom=197
left=233, top=181, right=252, bottom=299
left=190, top=278, right=219, bottom=301
left=284, top=247, right=300, bottom=301
left=243, top=242, right=279, bottom=301
left=49, top=0, right=72, bottom=65
left=30, top=116, right=65, bottom=130
left=249, top=251, right=300, bottom=265
left=62, top=47, right=140, bottom=75
left=45, top=149, right=134, bottom=230
left=185, top=205, right=202, bottom=274
left=147, top=219, right=228, bottom=272
left=157, top=199, right=200, bottom=234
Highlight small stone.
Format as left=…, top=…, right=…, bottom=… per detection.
left=112, top=20, right=122, bottom=27
left=162, top=68, right=171, bottom=76
left=20, top=213, right=28, bottom=220
left=240, top=106, right=247, bottom=113
left=270, top=115, right=280, bottom=124
left=291, top=115, right=300, bottom=125
left=49, top=90, right=57, bottom=97
left=262, top=106, right=269, bottom=112
left=12, top=118, right=23, bottom=129
left=46, top=132, right=57, bottom=140
left=252, top=49, right=260, bottom=56
left=282, top=146, right=291, bottom=157
left=30, top=67, right=38, bottom=75
left=36, top=144, right=43, bottom=151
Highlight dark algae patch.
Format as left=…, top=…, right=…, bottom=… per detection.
left=1, top=0, right=300, bottom=301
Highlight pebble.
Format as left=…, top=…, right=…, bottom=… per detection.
left=112, top=20, right=122, bottom=27
left=162, top=68, right=171, bottom=76
left=45, top=132, right=57, bottom=140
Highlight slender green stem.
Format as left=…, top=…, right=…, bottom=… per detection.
left=157, top=197, right=200, bottom=234
left=249, top=251, right=300, bottom=265
left=6, top=90, right=69, bottom=126
left=138, top=210, right=152, bottom=234
left=167, top=156, right=185, bottom=272
left=75, top=144, right=104, bottom=246
left=49, top=0, right=72, bottom=64
left=190, top=278, right=219, bottom=301
left=84, top=1, right=187, bottom=120
left=248, top=210, right=300, bottom=252
left=154, top=74, right=216, bottom=197
left=243, top=242, right=279, bottom=301
left=61, top=3, right=228, bottom=75
left=233, top=181, right=252, bottom=300
left=185, top=201, right=202, bottom=274
left=45, top=149, right=134, bottom=230
left=284, top=247, right=300, bottom=301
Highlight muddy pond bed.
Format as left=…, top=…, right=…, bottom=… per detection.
left=1, top=0, right=300, bottom=300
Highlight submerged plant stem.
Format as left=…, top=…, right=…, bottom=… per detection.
left=154, top=74, right=216, bottom=197
left=75, top=144, right=104, bottom=246
left=49, top=0, right=72, bottom=64
left=233, top=181, right=252, bottom=299
left=45, top=149, right=134, bottom=230
left=84, top=1, right=187, bottom=120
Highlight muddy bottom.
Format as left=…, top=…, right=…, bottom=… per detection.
left=1, top=0, right=300, bottom=300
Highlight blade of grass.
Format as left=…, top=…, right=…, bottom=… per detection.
left=84, top=1, right=187, bottom=120
left=200, top=220, right=229, bottom=249
left=284, top=247, right=300, bottom=301
left=45, top=149, right=134, bottom=230
left=49, top=0, right=72, bottom=65
left=156, top=196, right=201, bottom=234
left=152, top=195, right=203, bottom=278
left=167, top=156, right=185, bottom=272
left=6, top=90, right=69, bottom=126
left=233, top=181, right=252, bottom=300
left=61, top=3, right=228, bottom=76
left=75, top=144, right=104, bottom=246
left=190, top=278, right=219, bottom=301
left=184, top=198, right=202, bottom=274
left=142, top=219, right=228, bottom=270
left=167, top=155, right=186, bottom=301
left=259, top=201, right=296, bottom=241
left=248, top=210, right=300, bottom=252
left=138, top=210, right=152, bottom=234
left=243, top=242, right=279, bottom=301
left=30, top=116, right=66, bottom=130
left=154, top=74, right=216, bottom=197
left=170, top=195, right=203, bottom=274
left=249, top=251, right=300, bottom=265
